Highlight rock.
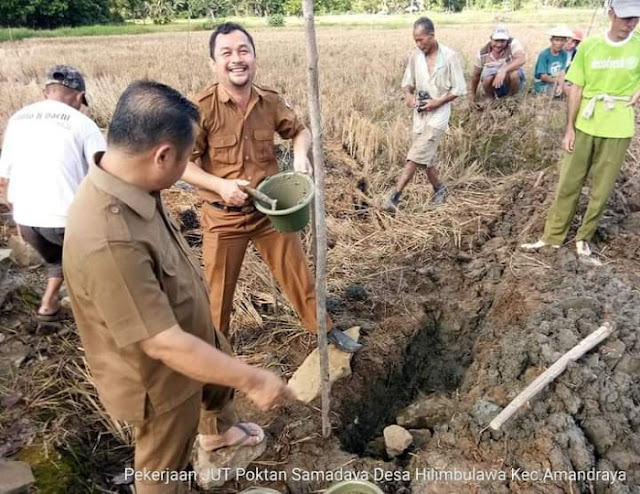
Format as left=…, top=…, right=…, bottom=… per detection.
left=0, top=460, right=35, bottom=494
left=288, top=327, right=360, bottom=403
left=396, top=396, right=454, bottom=429
left=8, top=236, right=41, bottom=267
left=192, top=437, right=267, bottom=489
left=409, top=429, right=432, bottom=450
left=345, top=284, right=368, bottom=301
left=384, top=425, right=413, bottom=458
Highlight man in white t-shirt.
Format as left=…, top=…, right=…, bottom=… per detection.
left=469, top=25, right=527, bottom=101
left=383, top=17, right=466, bottom=212
left=0, top=65, right=106, bottom=320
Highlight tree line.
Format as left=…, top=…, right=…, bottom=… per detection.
left=1, top=0, right=599, bottom=30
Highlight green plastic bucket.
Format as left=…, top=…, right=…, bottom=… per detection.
left=325, top=480, right=385, bottom=494
left=254, top=171, right=315, bottom=233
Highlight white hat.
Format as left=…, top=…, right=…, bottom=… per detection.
left=610, top=0, right=640, bottom=18
left=547, top=25, right=574, bottom=38
left=491, top=25, right=510, bottom=40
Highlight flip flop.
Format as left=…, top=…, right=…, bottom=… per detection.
left=192, top=423, right=268, bottom=489
left=201, top=423, right=265, bottom=452
left=36, top=309, right=62, bottom=322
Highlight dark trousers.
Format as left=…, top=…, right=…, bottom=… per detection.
left=18, top=225, right=64, bottom=278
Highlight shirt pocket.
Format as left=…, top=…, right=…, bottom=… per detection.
left=254, top=129, right=274, bottom=162
left=210, top=134, right=237, bottom=164
left=158, top=244, right=180, bottom=297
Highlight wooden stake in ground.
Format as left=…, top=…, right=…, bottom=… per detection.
left=302, top=0, right=332, bottom=438
left=489, top=322, right=614, bottom=431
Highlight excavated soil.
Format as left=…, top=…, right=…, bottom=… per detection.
left=2, top=154, right=640, bottom=493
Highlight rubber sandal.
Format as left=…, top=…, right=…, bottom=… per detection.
left=202, top=423, right=265, bottom=452
left=36, top=309, right=62, bottom=322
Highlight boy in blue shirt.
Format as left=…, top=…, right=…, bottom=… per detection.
left=534, top=25, right=573, bottom=96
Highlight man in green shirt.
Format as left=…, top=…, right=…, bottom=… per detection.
left=522, top=0, right=640, bottom=259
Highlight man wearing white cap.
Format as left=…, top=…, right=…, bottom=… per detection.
left=469, top=25, right=527, bottom=101
left=522, top=0, right=640, bottom=258
left=533, top=25, right=574, bottom=96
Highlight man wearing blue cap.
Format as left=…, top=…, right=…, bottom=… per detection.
left=522, top=0, right=640, bottom=259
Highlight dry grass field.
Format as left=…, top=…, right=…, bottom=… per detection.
left=3, top=11, right=640, bottom=493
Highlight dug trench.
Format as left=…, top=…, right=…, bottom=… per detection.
left=229, top=168, right=640, bottom=494
left=2, top=165, right=640, bottom=493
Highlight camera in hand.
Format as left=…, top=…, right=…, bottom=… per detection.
left=416, top=90, right=431, bottom=113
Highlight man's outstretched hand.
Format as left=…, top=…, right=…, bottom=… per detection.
left=244, top=368, right=296, bottom=411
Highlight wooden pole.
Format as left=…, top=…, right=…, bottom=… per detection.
left=489, top=322, right=614, bottom=431
left=302, top=0, right=332, bottom=438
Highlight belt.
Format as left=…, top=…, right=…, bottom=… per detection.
left=210, top=201, right=256, bottom=214
left=582, top=94, right=630, bottom=119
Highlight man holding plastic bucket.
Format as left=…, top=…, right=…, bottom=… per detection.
left=183, top=22, right=361, bottom=353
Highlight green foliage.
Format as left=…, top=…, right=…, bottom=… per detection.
left=201, top=16, right=227, bottom=29
left=0, top=0, right=112, bottom=28
left=268, top=13, right=285, bottom=25
left=0, top=0, right=606, bottom=29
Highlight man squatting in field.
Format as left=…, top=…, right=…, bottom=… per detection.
left=469, top=25, right=527, bottom=102
left=0, top=65, right=105, bottom=321
left=63, top=81, right=293, bottom=493
left=182, top=23, right=362, bottom=353
left=384, top=17, right=467, bottom=212
left=522, top=0, right=640, bottom=258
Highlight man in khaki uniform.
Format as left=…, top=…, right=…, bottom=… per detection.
left=183, top=22, right=361, bottom=353
left=64, top=81, right=292, bottom=493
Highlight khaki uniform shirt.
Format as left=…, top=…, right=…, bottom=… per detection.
left=63, top=154, right=216, bottom=422
left=191, top=83, right=305, bottom=204
left=402, top=44, right=467, bottom=133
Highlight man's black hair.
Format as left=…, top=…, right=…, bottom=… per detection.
left=414, top=17, right=435, bottom=34
left=209, top=22, right=256, bottom=60
left=107, top=80, right=199, bottom=153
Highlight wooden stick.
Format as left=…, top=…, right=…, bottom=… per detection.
left=489, top=322, right=614, bottom=431
left=302, top=0, right=332, bottom=438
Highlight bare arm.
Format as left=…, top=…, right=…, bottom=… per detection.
left=182, top=161, right=248, bottom=206
left=292, top=128, right=312, bottom=174
left=539, top=74, right=557, bottom=83
left=402, top=85, right=416, bottom=108
left=502, top=52, right=525, bottom=73
left=562, top=83, right=583, bottom=152
left=140, top=325, right=293, bottom=410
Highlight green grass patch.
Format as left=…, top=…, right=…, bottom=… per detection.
left=0, top=8, right=601, bottom=43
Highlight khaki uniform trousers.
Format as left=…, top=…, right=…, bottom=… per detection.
left=130, top=332, right=238, bottom=493
left=542, top=130, right=631, bottom=245
left=201, top=203, right=330, bottom=336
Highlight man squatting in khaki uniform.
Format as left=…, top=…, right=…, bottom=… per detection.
left=64, top=81, right=292, bottom=493
left=182, top=23, right=362, bottom=353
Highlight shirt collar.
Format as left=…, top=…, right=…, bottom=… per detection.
left=216, top=84, right=262, bottom=104
left=89, top=151, right=157, bottom=221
